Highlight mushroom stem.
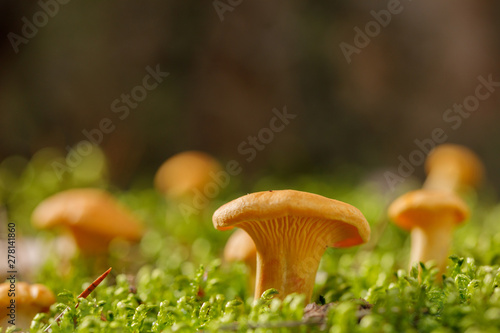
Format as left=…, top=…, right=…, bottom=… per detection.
left=423, top=166, right=461, bottom=193
left=254, top=247, right=321, bottom=301
left=240, top=217, right=337, bottom=301
left=409, top=214, right=455, bottom=275
left=69, top=227, right=112, bottom=254
left=247, top=260, right=257, bottom=293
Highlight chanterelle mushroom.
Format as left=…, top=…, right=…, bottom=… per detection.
left=224, top=229, right=257, bottom=292
left=31, top=188, right=144, bottom=254
left=0, top=282, right=55, bottom=329
left=424, top=144, right=484, bottom=193
left=154, top=151, right=222, bottom=202
left=388, top=189, right=468, bottom=275
left=213, top=190, right=370, bottom=301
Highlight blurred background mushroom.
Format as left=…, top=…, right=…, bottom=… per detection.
left=388, top=189, right=469, bottom=276
left=31, top=188, right=144, bottom=256
left=155, top=151, right=221, bottom=200
left=424, top=144, right=484, bottom=194
left=154, top=150, right=223, bottom=217
left=223, top=229, right=257, bottom=292
left=388, top=144, right=480, bottom=277
left=0, top=282, right=56, bottom=330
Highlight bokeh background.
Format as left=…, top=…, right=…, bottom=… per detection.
left=1, top=0, right=499, bottom=191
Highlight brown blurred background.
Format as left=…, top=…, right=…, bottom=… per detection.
left=1, top=0, right=499, bottom=190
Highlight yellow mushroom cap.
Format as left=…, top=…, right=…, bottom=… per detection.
left=425, top=144, right=484, bottom=189
left=214, top=190, right=370, bottom=301
left=224, top=229, right=256, bottom=263
left=31, top=188, right=144, bottom=252
left=213, top=190, right=370, bottom=248
left=388, top=189, right=469, bottom=231
left=0, top=282, right=56, bottom=318
left=154, top=151, right=222, bottom=199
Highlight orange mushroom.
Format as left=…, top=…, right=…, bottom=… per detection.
left=224, top=229, right=257, bottom=292
left=0, top=282, right=55, bottom=329
left=213, top=190, right=370, bottom=301
left=31, top=188, right=144, bottom=254
left=424, top=144, right=484, bottom=193
left=154, top=151, right=222, bottom=202
left=388, top=189, right=468, bottom=275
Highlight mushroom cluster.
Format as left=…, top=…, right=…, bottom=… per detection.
left=214, top=190, right=370, bottom=302
left=8, top=141, right=486, bottom=329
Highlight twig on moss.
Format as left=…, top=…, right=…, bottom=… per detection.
left=43, top=267, right=112, bottom=332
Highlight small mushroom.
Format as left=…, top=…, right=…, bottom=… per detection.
left=224, top=229, right=257, bottom=292
left=0, top=282, right=56, bottom=329
left=213, top=190, right=370, bottom=301
left=388, top=189, right=469, bottom=275
left=424, top=144, right=484, bottom=193
left=31, top=188, right=144, bottom=255
left=154, top=151, right=222, bottom=202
